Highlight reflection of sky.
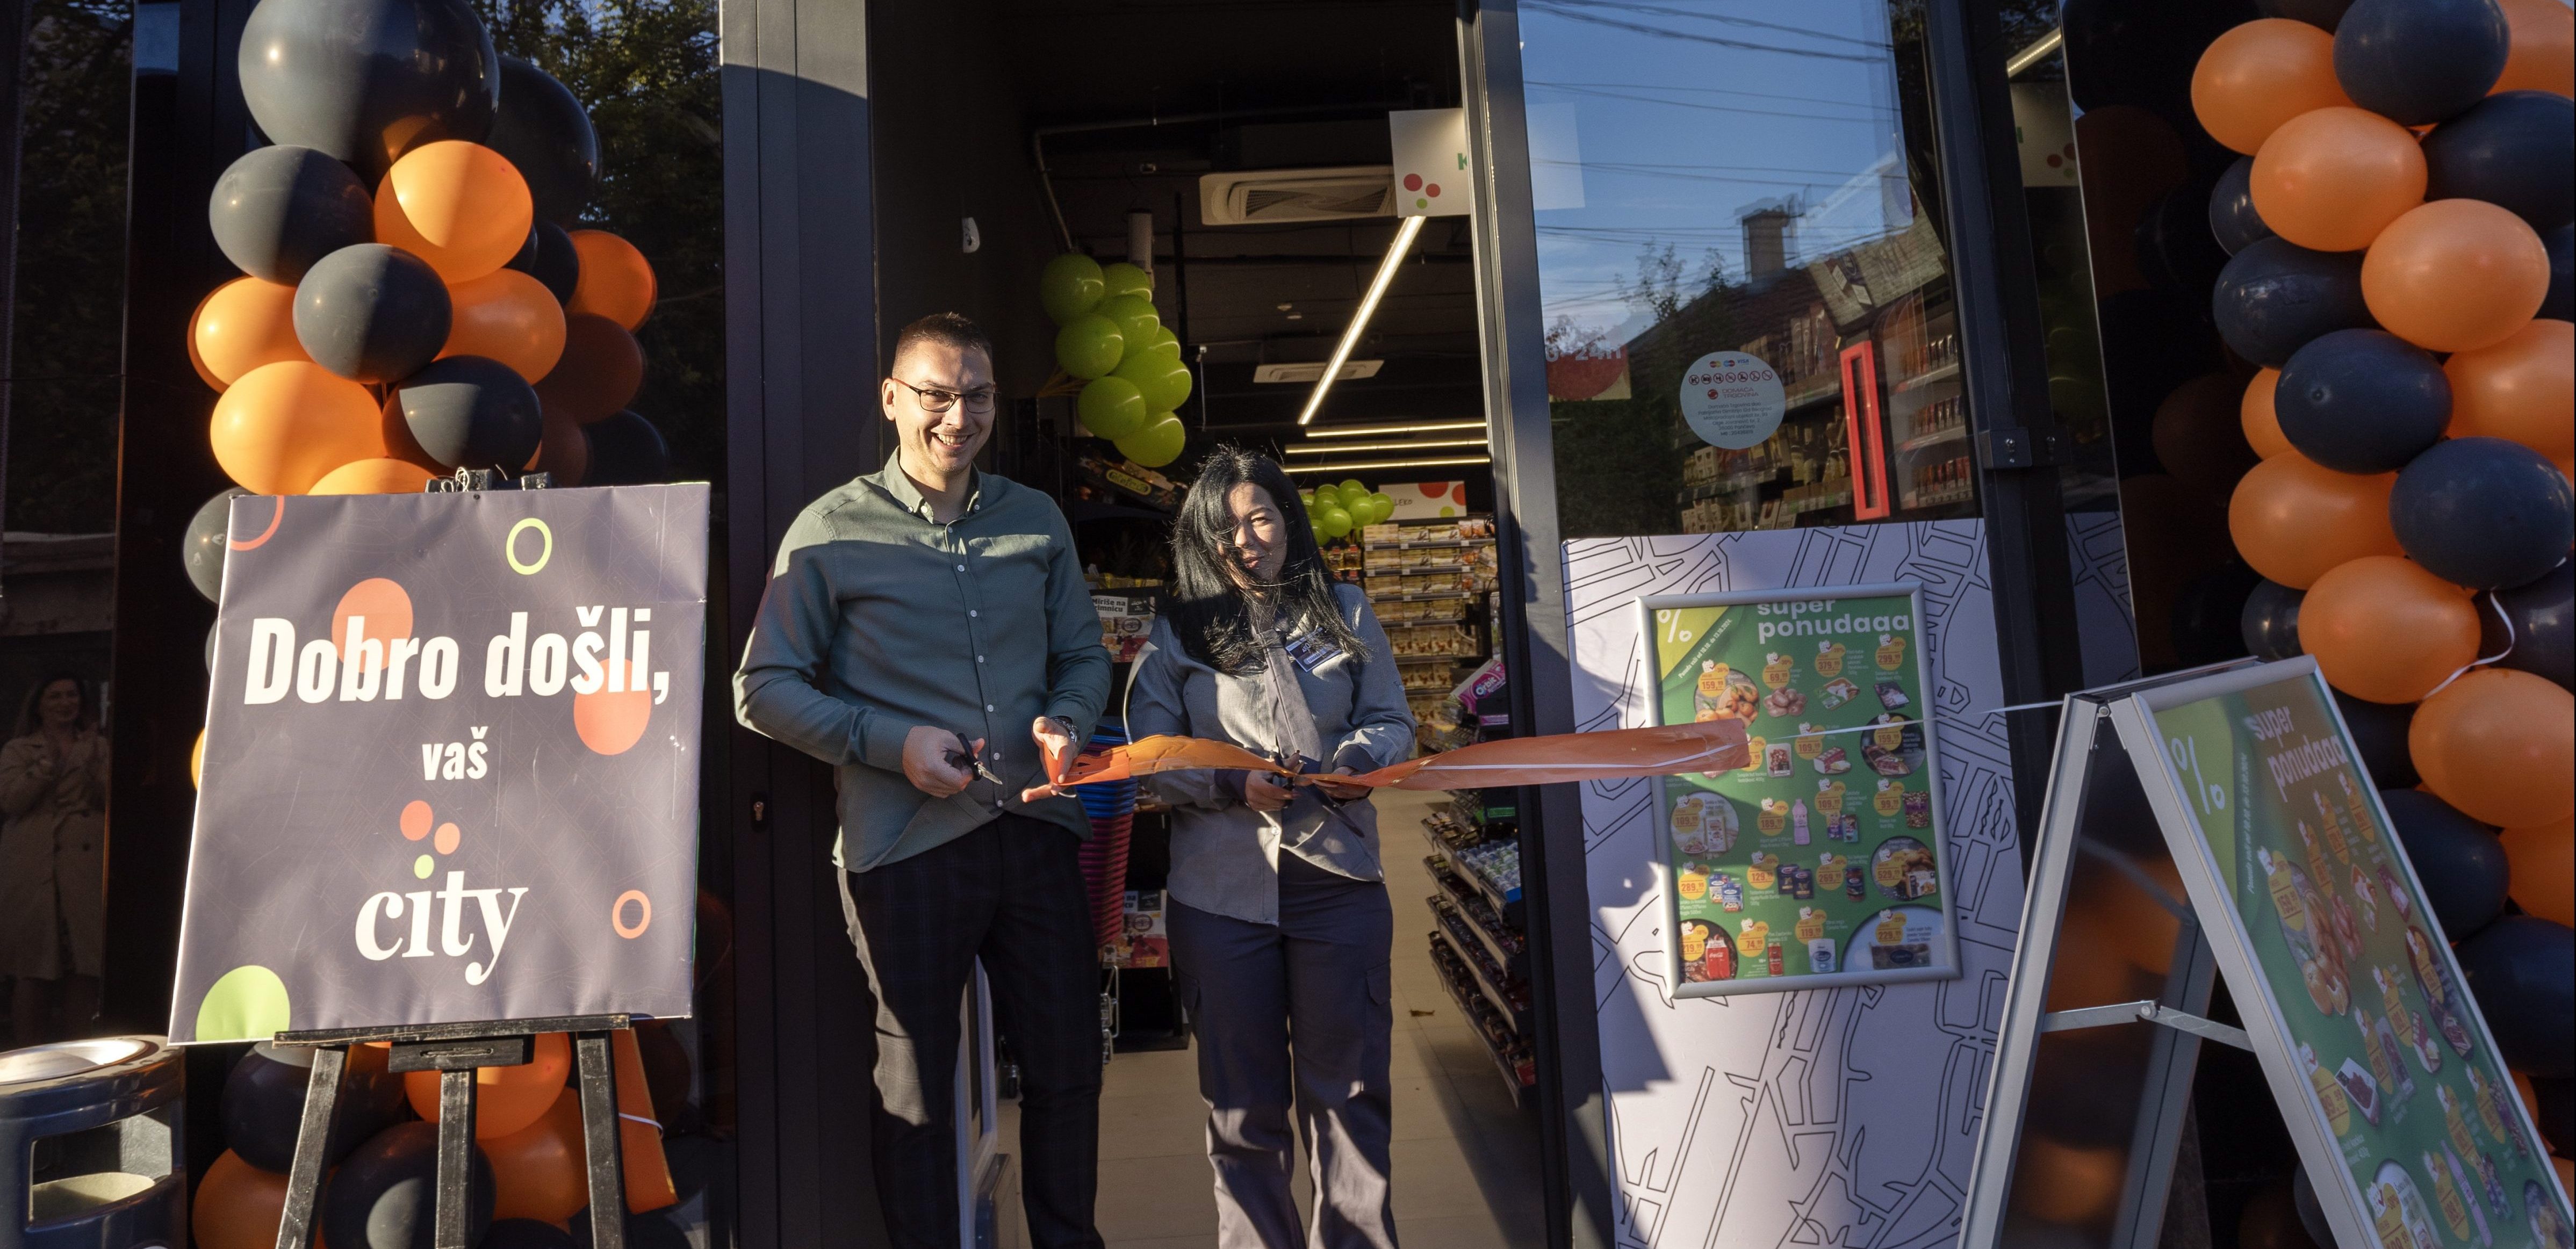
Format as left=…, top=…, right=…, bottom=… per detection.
left=1520, top=0, right=1912, bottom=339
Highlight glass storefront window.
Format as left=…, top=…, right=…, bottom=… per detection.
left=1519, top=0, right=1981, bottom=540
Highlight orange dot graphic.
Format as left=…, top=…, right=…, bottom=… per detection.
left=433, top=822, right=460, bottom=855
left=574, top=688, right=651, bottom=756
left=331, top=577, right=416, bottom=672
left=400, top=800, right=433, bottom=841
left=613, top=890, right=651, bottom=938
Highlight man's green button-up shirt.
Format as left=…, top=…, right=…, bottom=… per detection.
left=733, top=465, right=1111, bottom=871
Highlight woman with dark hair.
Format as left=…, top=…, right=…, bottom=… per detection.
left=0, top=674, right=107, bottom=1045
left=1125, top=446, right=1415, bottom=1248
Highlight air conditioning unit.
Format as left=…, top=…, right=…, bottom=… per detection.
left=1199, top=167, right=1394, bottom=225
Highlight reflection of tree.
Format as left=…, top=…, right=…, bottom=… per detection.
left=7, top=0, right=128, bottom=532
left=1616, top=241, right=1729, bottom=327
left=473, top=0, right=722, bottom=481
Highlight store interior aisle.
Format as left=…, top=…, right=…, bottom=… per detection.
left=1001, top=788, right=1547, bottom=1248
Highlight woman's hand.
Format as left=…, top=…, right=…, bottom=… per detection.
left=1313, top=767, right=1369, bottom=801
left=1241, top=770, right=1293, bottom=812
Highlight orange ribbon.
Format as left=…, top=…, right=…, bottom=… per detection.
left=1023, top=718, right=1751, bottom=802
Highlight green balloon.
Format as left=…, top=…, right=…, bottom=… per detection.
left=1145, top=328, right=1183, bottom=363
left=1100, top=261, right=1153, bottom=301
left=1040, top=253, right=1106, bottom=325
left=1077, top=376, right=1150, bottom=440
left=1312, top=520, right=1329, bottom=544
left=1112, top=352, right=1192, bottom=416
left=1337, top=478, right=1367, bottom=503
left=1367, top=492, right=1395, bottom=523
left=1114, top=413, right=1186, bottom=468
left=1317, top=505, right=1354, bottom=538
left=1097, top=294, right=1160, bottom=355
left=1055, top=314, right=1125, bottom=380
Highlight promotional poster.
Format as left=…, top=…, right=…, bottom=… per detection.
left=170, top=485, right=710, bottom=1044
left=1639, top=581, right=1960, bottom=997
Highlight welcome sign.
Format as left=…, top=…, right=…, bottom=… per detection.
left=171, top=485, right=709, bottom=1044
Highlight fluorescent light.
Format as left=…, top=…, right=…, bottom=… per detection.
left=1282, top=454, right=1491, bottom=475
left=2006, top=28, right=2061, bottom=77
left=1304, top=420, right=1486, bottom=438
left=1253, top=360, right=1384, bottom=384
left=1282, top=437, right=1488, bottom=454
left=1298, top=214, right=1427, bottom=426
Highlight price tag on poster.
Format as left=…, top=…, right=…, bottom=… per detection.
left=1638, top=582, right=1959, bottom=997
left=2108, top=661, right=2573, bottom=1249
left=169, top=485, right=709, bottom=1043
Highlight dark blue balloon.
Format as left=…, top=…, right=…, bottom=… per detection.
left=2209, top=156, right=2273, bottom=255
left=583, top=410, right=671, bottom=486
left=2390, top=436, right=2576, bottom=589
left=2480, top=559, right=2573, bottom=690
left=2423, top=91, right=2576, bottom=233
left=2336, top=690, right=2418, bottom=786
left=2333, top=0, right=2510, bottom=125
left=2275, top=329, right=2452, bottom=472
left=2380, top=789, right=2512, bottom=938
left=2242, top=578, right=2305, bottom=660
left=2544, top=222, right=2573, bottom=322
left=2455, top=915, right=2573, bottom=1079
left=2211, top=238, right=2378, bottom=367
left=485, top=1219, right=580, bottom=1249
left=2141, top=184, right=2232, bottom=292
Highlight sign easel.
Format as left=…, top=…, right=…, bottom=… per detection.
left=269, top=1016, right=632, bottom=1249
left=1964, top=658, right=2573, bottom=1249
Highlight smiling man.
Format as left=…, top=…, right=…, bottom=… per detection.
left=735, top=312, right=1112, bottom=1249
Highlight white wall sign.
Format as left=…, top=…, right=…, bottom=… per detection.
left=1679, top=351, right=1787, bottom=449
left=1388, top=108, right=1472, bottom=218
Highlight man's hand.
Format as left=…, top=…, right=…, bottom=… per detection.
left=1314, top=767, right=1369, bottom=800
left=1242, top=771, right=1293, bottom=812
left=1032, top=716, right=1077, bottom=784
left=902, top=726, right=979, bottom=798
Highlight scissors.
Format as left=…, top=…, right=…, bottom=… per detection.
left=941, top=732, right=1008, bottom=787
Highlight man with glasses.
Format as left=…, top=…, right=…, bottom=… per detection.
left=737, top=312, right=1112, bottom=1248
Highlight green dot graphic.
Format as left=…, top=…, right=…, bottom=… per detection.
left=414, top=854, right=434, bottom=879
left=195, top=965, right=291, bottom=1042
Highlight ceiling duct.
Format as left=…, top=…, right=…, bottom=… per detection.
left=1198, top=166, right=1394, bottom=226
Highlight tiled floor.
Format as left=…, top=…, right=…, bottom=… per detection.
left=1001, top=789, right=1549, bottom=1247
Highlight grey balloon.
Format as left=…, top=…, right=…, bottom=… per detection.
left=293, top=244, right=452, bottom=382
left=208, top=146, right=375, bottom=284
left=184, top=487, right=250, bottom=604
left=507, top=219, right=582, bottom=306
left=487, top=56, right=599, bottom=227
left=390, top=355, right=544, bottom=472
left=237, top=0, right=498, bottom=180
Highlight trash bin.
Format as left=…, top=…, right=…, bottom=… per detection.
left=0, top=1037, right=185, bottom=1249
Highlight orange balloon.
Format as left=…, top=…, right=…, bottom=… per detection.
left=2411, top=667, right=2575, bottom=827
left=210, top=360, right=389, bottom=494
left=567, top=230, right=656, bottom=330
left=2494, top=0, right=2575, bottom=96
left=2153, top=373, right=2259, bottom=498
left=191, top=1150, right=326, bottom=1249
left=2445, top=318, right=2575, bottom=460
left=535, top=313, right=646, bottom=423
left=186, top=286, right=227, bottom=391
left=2250, top=106, right=2427, bottom=252
left=375, top=141, right=534, bottom=283
left=2500, top=815, right=2574, bottom=927
left=404, top=1031, right=572, bottom=1139
left=443, top=269, right=567, bottom=382
left=2242, top=367, right=2292, bottom=458
left=311, top=457, right=436, bottom=495
left=193, top=277, right=311, bottom=386
left=2227, top=452, right=2403, bottom=588
left=486, top=1087, right=590, bottom=1224
left=535, top=402, right=588, bottom=486
left=2192, top=20, right=2355, bottom=154
left=2017, top=1136, right=2127, bottom=1224
left=2298, top=556, right=2481, bottom=703
left=2363, top=200, right=2552, bottom=352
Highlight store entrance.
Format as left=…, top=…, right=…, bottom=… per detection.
left=870, top=2, right=1546, bottom=1245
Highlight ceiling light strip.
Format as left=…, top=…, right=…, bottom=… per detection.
left=1302, top=420, right=1488, bottom=438
left=1281, top=437, right=1489, bottom=455
left=1282, top=454, right=1492, bottom=475
left=1297, top=214, right=1428, bottom=427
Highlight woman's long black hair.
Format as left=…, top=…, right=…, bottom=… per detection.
left=1164, top=446, right=1364, bottom=676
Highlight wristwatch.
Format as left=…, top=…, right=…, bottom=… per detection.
left=1045, top=714, right=1078, bottom=738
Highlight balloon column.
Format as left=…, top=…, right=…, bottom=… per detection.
left=1300, top=480, right=1397, bottom=544
left=1043, top=253, right=1193, bottom=468
left=191, top=0, right=674, bottom=558
left=2198, top=0, right=2574, bottom=1167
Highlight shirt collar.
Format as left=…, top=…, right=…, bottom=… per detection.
left=877, top=462, right=984, bottom=521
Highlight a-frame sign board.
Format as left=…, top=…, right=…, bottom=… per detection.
left=1964, top=658, right=2573, bottom=1249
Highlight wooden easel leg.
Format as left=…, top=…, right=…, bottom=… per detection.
left=574, top=1030, right=628, bottom=1249
left=433, top=1067, right=479, bottom=1249
left=274, top=1045, right=346, bottom=1249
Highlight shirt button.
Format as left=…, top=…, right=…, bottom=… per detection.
left=956, top=564, right=965, bottom=572
left=969, top=610, right=978, bottom=618
left=976, top=655, right=985, bottom=663
left=985, top=704, right=995, bottom=712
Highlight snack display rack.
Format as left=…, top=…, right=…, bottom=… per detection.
left=1423, top=793, right=1535, bottom=1107
left=1359, top=515, right=1499, bottom=739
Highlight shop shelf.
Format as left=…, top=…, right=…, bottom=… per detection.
left=1431, top=926, right=1527, bottom=1036
left=1427, top=880, right=1526, bottom=983
left=1365, top=588, right=1476, bottom=602
left=1892, top=360, right=1961, bottom=392
left=1362, top=537, right=1497, bottom=551
left=1782, top=376, right=1844, bottom=409
left=1894, top=425, right=1967, bottom=454
left=1427, top=937, right=1536, bottom=1106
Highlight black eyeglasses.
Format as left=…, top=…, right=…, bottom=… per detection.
left=891, top=377, right=999, bottom=414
